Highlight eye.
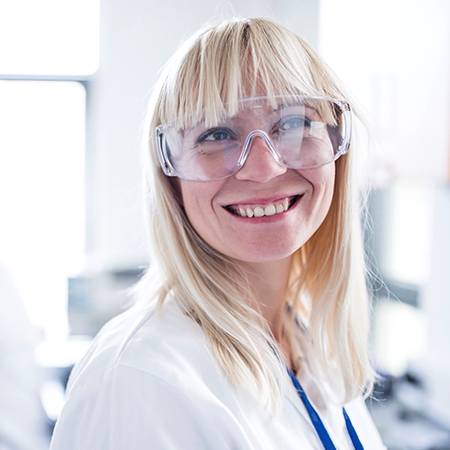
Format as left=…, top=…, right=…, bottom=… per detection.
left=277, top=115, right=311, bottom=132
left=197, top=127, right=236, bottom=143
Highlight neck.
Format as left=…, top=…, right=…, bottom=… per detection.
left=241, top=255, right=293, bottom=342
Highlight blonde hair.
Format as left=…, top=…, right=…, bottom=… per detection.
left=135, top=17, right=374, bottom=413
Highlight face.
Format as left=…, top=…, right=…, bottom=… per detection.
left=177, top=104, right=336, bottom=264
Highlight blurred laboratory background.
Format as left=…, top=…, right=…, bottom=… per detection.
left=0, top=0, right=449, bottom=448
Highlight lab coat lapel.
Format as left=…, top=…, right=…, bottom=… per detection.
left=284, top=382, right=352, bottom=449
left=284, top=382, right=318, bottom=432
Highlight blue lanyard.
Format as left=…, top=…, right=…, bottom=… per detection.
left=287, top=368, right=364, bottom=450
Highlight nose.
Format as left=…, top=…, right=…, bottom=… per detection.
left=234, top=134, right=287, bottom=182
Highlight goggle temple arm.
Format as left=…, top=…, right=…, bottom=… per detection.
left=156, top=125, right=177, bottom=177
left=339, top=101, right=352, bottom=154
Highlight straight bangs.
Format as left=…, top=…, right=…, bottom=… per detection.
left=157, top=18, right=346, bottom=131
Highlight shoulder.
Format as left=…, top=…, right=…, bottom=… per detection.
left=51, top=363, right=234, bottom=450
left=65, top=301, right=228, bottom=399
left=51, top=302, right=247, bottom=450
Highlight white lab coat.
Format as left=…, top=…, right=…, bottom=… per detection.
left=51, top=300, right=386, bottom=450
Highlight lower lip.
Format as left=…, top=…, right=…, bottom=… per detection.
left=224, top=196, right=302, bottom=223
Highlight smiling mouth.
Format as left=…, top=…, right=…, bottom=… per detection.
left=224, top=195, right=301, bottom=218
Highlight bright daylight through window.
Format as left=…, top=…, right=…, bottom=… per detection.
left=0, top=0, right=99, bottom=338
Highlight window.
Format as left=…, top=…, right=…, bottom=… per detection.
left=0, top=0, right=99, bottom=338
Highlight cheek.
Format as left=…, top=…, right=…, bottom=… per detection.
left=302, top=163, right=335, bottom=209
left=301, top=165, right=336, bottom=234
left=321, top=166, right=336, bottom=209
left=180, top=180, right=214, bottom=211
left=320, top=168, right=336, bottom=219
left=180, top=182, right=202, bottom=222
left=179, top=179, right=223, bottom=236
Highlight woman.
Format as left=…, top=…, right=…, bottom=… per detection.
left=51, top=18, right=385, bottom=449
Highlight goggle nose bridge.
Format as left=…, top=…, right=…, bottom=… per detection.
left=236, top=130, right=285, bottom=169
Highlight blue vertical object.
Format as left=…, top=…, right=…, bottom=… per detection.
left=343, top=408, right=364, bottom=450
left=287, top=367, right=364, bottom=450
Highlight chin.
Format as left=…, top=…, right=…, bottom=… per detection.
left=224, top=243, right=302, bottom=264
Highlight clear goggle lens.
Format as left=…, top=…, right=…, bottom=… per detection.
left=156, top=95, right=351, bottom=181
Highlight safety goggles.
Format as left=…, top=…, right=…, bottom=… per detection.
left=156, top=95, right=351, bottom=181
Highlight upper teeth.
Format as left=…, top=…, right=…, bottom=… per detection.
left=235, top=198, right=290, bottom=218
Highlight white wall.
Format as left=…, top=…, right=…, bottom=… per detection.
left=319, top=0, right=450, bottom=183
left=85, top=0, right=319, bottom=272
